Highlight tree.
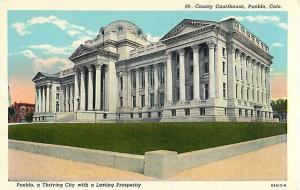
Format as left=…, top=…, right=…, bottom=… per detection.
left=8, top=106, right=16, bottom=121
left=25, top=112, right=34, bottom=123
left=270, top=99, right=287, bottom=115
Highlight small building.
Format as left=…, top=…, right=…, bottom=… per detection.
left=9, top=102, right=35, bottom=123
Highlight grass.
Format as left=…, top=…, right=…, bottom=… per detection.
left=8, top=122, right=287, bottom=155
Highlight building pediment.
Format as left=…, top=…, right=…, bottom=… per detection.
left=161, top=19, right=216, bottom=41
left=32, top=72, right=58, bottom=82
left=69, top=45, right=96, bottom=61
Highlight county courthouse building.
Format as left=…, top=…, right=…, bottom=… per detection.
left=32, top=18, right=277, bottom=122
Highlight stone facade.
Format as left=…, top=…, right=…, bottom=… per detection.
left=32, top=18, right=276, bottom=122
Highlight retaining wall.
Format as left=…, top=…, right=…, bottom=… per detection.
left=9, top=134, right=286, bottom=179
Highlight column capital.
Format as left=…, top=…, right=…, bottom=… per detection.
left=178, top=48, right=185, bottom=56
left=79, top=67, right=86, bottom=73
left=191, top=45, right=199, bottom=52
left=118, top=71, right=123, bottom=77
left=95, top=64, right=103, bottom=70
left=87, top=64, right=94, bottom=72
left=166, top=52, right=172, bottom=60
left=207, top=39, right=217, bottom=49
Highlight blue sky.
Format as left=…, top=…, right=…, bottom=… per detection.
left=7, top=11, right=287, bottom=103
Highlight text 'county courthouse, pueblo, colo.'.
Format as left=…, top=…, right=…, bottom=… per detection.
left=32, top=18, right=278, bottom=123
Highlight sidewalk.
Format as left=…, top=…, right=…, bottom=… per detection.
left=9, top=143, right=286, bottom=181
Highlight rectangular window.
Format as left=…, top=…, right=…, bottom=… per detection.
left=245, top=110, right=248, bottom=117
left=251, top=110, right=253, bottom=117
left=119, top=97, right=123, bottom=107
left=150, top=93, right=154, bottom=107
left=246, top=71, right=248, bottom=81
left=159, top=92, right=164, bottom=107
left=150, top=66, right=154, bottom=87
left=56, top=93, right=60, bottom=99
left=222, top=62, right=226, bottom=74
left=56, top=103, right=59, bottom=112
left=139, top=113, right=142, bottom=118
left=177, top=67, right=180, bottom=78
left=204, top=62, right=209, bottom=73
left=171, top=109, right=176, bottom=116
left=56, top=86, right=60, bottom=91
left=200, top=108, right=205, bottom=115
left=132, top=71, right=136, bottom=89
left=247, top=88, right=249, bottom=100
left=239, top=109, right=242, bottom=116
left=225, top=108, right=227, bottom=116
left=159, top=64, right=165, bottom=85
left=141, top=95, right=145, bottom=107
left=130, top=113, right=133, bottom=119
left=204, top=47, right=208, bottom=57
left=185, top=108, right=190, bottom=116
left=148, top=112, right=151, bottom=118
left=140, top=69, right=145, bottom=88
left=222, top=47, right=226, bottom=57
left=205, top=84, right=209, bottom=100
left=235, top=85, right=238, bottom=98
left=132, top=96, right=136, bottom=108
left=223, top=83, right=226, bottom=99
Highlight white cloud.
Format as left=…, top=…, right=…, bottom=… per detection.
left=220, top=15, right=287, bottom=30
left=20, top=49, right=73, bottom=72
left=12, top=15, right=95, bottom=38
left=271, top=42, right=283, bottom=48
left=28, top=44, right=68, bottom=55
left=145, top=33, right=161, bottom=42
left=277, top=22, right=288, bottom=30
left=12, top=22, right=30, bottom=36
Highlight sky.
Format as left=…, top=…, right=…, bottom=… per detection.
left=7, top=11, right=287, bottom=104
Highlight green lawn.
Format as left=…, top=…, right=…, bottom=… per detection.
left=8, top=122, right=287, bottom=155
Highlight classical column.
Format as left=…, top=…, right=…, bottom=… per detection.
left=128, top=70, right=132, bottom=108
left=37, top=87, right=41, bottom=113
left=95, top=65, right=102, bottom=110
left=226, top=44, right=236, bottom=100
left=70, top=84, right=74, bottom=112
left=192, top=45, right=200, bottom=100
left=43, top=86, right=46, bottom=112
left=63, top=85, right=67, bottom=112
left=35, top=87, right=38, bottom=112
left=80, top=68, right=86, bottom=111
left=65, top=85, right=69, bottom=112
left=88, top=65, right=94, bottom=110
left=144, top=66, right=149, bottom=107
left=74, top=70, right=79, bottom=111
left=208, top=41, right=216, bottom=98
left=136, top=69, right=140, bottom=108
left=166, top=52, right=173, bottom=103
left=46, top=85, right=50, bottom=112
left=257, top=63, right=261, bottom=87
left=179, top=48, right=186, bottom=102
left=154, top=64, right=159, bottom=106
left=262, top=65, right=266, bottom=90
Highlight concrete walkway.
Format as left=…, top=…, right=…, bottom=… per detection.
left=9, top=143, right=286, bottom=181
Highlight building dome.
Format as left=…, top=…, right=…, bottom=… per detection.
left=99, top=20, right=144, bottom=36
